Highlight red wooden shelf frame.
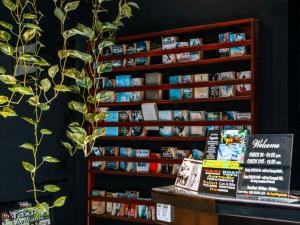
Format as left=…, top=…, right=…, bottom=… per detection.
left=96, top=120, right=251, bottom=127
left=87, top=18, right=259, bottom=225
left=98, top=40, right=251, bottom=61
left=88, top=196, right=156, bottom=206
left=89, top=156, right=183, bottom=164
left=99, top=55, right=251, bottom=73
left=96, top=78, right=252, bottom=92
left=90, top=170, right=177, bottom=178
left=93, top=95, right=251, bottom=108
left=89, top=213, right=157, bottom=224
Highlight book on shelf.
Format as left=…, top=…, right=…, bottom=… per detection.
left=91, top=200, right=105, bottom=215
left=106, top=161, right=119, bottom=171
left=136, top=149, right=150, bottom=173
left=105, top=128, right=118, bottom=137
left=142, top=103, right=159, bottom=131
left=236, top=112, right=251, bottom=120
left=150, top=41, right=161, bottom=51
left=189, top=38, right=204, bottom=61
left=131, top=110, right=146, bottom=136
left=169, top=75, right=182, bottom=100
left=190, top=111, right=206, bottom=137
left=112, top=44, right=126, bottom=55
left=120, top=147, right=130, bottom=171
left=126, top=58, right=136, bottom=67
left=209, top=86, right=221, bottom=98
left=105, top=147, right=119, bottom=156
left=119, top=111, right=131, bottom=136
left=150, top=153, right=161, bottom=173
left=209, top=73, right=220, bottom=81
left=230, top=33, right=247, bottom=57
left=159, top=110, right=173, bottom=137
left=131, top=78, right=144, bottom=102
left=220, top=71, right=236, bottom=80
left=161, top=147, right=176, bottom=174
left=92, top=147, right=105, bottom=156
left=176, top=150, right=192, bottom=159
left=207, top=112, right=221, bottom=132
left=136, top=41, right=151, bottom=66
left=112, top=60, right=125, bottom=69
left=194, top=73, right=209, bottom=82
left=220, top=85, right=235, bottom=97
left=219, top=32, right=231, bottom=57
left=92, top=189, right=106, bottom=197
left=222, top=111, right=237, bottom=120
left=102, top=77, right=116, bottom=89
left=124, top=191, right=139, bottom=218
left=192, top=149, right=204, bottom=160
left=175, top=41, right=190, bottom=62
left=116, top=92, right=131, bottom=102
left=92, top=161, right=106, bottom=170
left=106, top=192, right=114, bottom=215
left=116, top=75, right=132, bottom=87
left=126, top=43, right=136, bottom=54
left=137, top=205, right=150, bottom=219
left=145, top=72, right=162, bottom=100
left=103, top=46, right=112, bottom=56
left=236, top=71, right=251, bottom=95
left=182, top=74, right=194, bottom=99
left=111, top=202, right=124, bottom=216
left=194, top=87, right=209, bottom=99
left=162, top=36, right=178, bottom=64
left=174, top=110, right=189, bottom=137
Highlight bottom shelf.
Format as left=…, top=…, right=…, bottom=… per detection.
left=89, top=213, right=158, bottom=224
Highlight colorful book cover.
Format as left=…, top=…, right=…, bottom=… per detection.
left=119, top=111, right=131, bottom=136
left=192, top=149, right=204, bottom=160
left=194, top=87, right=209, bottom=99
left=175, top=41, right=190, bottom=62
left=220, top=85, right=235, bottom=97
left=112, top=60, right=125, bottom=68
left=219, top=32, right=231, bottom=57
left=236, top=71, right=251, bottom=95
left=92, top=161, right=106, bottom=170
left=209, top=86, right=221, bottom=98
left=106, top=161, right=119, bottom=171
left=120, top=147, right=130, bottom=171
left=150, top=153, right=161, bottom=173
left=136, top=41, right=150, bottom=52
left=220, top=71, right=236, bottom=80
left=230, top=33, right=247, bottom=56
left=116, top=92, right=131, bottom=102
left=105, top=147, right=119, bottom=156
left=127, top=149, right=136, bottom=172
left=126, top=43, right=136, bottom=54
left=162, top=36, right=178, bottom=64
left=116, top=75, right=132, bottom=87
left=112, top=44, right=125, bottom=55
left=189, top=38, right=203, bottom=61
left=136, top=57, right=150, bottom=66
left=91, top=201, right=105, bottom=215
left=131, top=110, right=145, bottom=136
left=112, top=202, right=124, bottom=216
left=169, top=75, right=182, bottom=99
left=106, top=192, right=114, bottom=215
left=176, top=150, right=192, bottom=159
left=161, top=147, right=176, bottom=174
left=126, top=58, right=136, bottom=67
left=174, top=110, right=189, bottom=137
left=92, top=147, right=105, bottom=156
left=91, top=190, right=105, bottom=197
left=102, top=78, right=115, bottom=88
left=136, top=149, right=150, bottom=173
left=222, top=111, right=237, bottom=120
left=105, top=111, right=118, bottom=122
left=124, top=191, right=139, bottom=218
left=207, top=112, right=221, bottom=131
left=137, top=205, right=150, bottom=219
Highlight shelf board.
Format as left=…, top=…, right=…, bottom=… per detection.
left=89, top=213, right=157, bottom=224
left=97, top=79, right=252, bottom=92
left=89, top=156, right=183, bottom=164
left=116, top=18, right=256, bottom=42
left=88, top=196, right=155, bottom=206
left=98, top=40, right=251, bottom=61
left=90, top=170, right=177, bottom=178
left=103, top=55, right=251, bottom=73
left=97, top=120, right=252, bottom=127
left=93, top=95, right=251, bottom=107
left=96, top=136, right=207, bottom=141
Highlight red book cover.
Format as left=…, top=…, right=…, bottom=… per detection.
left=150, top=153, right=161, bottom=173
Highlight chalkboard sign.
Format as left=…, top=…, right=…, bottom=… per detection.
left=199, top=130, right=249, bottom=197
left=237, top=134, right=294, bottom=199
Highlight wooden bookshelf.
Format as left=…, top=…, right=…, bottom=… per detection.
left=89, top=214, right=158, bottom=224
left=88, top=196, right=156, bottom=206
left=87, top=18, right=258, bottom=225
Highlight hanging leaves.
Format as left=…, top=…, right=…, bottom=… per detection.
left=48, top=64, right=59, bottom=78
left=40, top=129, right=52, bottom=135
left=0, top=30, right=11, bottom=41
left=0, top=42, right=14, bottom=55
left=23, top=29, right=37, bottom=42
left=53, top=196, right=67, bottom=207
left=40, top=78, right=51, bottom=92
left=2, top=0, right=17, bottom=11
left=0, top=107, right=17, bottom=117
left=68, top=100, right=88, bottom=114
left=58, top=50, right=93, bottom=64
left=54, top=7, right=66, bottom=23
left=64, top=1, right=80, bottom=12
left=22, top=161, right=35, bottom=173
left=0, top=95, right=8, bottom=104
left=44, top=184, right=60, bottom=193
left=0, top=75, right=16, bottom=84
left=8, top=85, right=34, bottom=95
left=43, top=156, right=60, bottom=163
left=54, top=84, right=71, bottom=92
left=19, top=143, right=35, bottom=151
left=0, top=21, right=13, bottom=30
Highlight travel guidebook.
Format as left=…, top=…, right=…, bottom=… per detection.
left=2, top=206, right=51, bottom=225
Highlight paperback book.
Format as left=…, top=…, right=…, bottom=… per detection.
left=162, top=36, right=178, bottom=64
left=236, top=71, right=251, bottom=95
left=137, top=205, right=150, bottom=219
left=175, top=41, right=190, bottom=62
left=131, top=110, right=146, bottom=136
left=105, top=111, right=118, bottom=136
left=119, top=111, right=131, bottom=136
left=136, top=149, right=150, bottom=173
left=91, top=201, right=105, bottom=215
left=189, top=38, right=204, bottom=61
left=145, top=72, right=162, bottom=100
left=230, top=33, right=247, bottom=56
left=169, top=75, right=182, bottom=100
left=116, top=75, right=132, bottom=87
left=124, top=191, right=139, bottom=218
left=174, top=110, right=189, bottom=137
left=219, top=32, right=231, bottom=57
left=161, top=147, right=176, bottom=174
left=116, top=92, right=131, bottom=102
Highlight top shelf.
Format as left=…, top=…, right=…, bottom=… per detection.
left=117, top=18, right=256, bottom=42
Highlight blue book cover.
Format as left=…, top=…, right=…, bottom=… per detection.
left=105, top=111, right=119, bottom=122
left=169, top=75, right=181, bottom=84
left=106, top=161, right=118, bottom=171
left=116, top=92, right=131, bottom=102
left=116, top=75, right=132, bottom=87
left=105, top=127, right=118, bottom=136
left=120, top=147, right=129, bottom=171
left=169, top=89, right=182, bottom=100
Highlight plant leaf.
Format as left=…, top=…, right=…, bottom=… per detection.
left=69, top=85, right=80, bottom=94
left=0, top=74, right=16, bottom=84
left=61, top=141, right=73, bottom=151
left=19, top=143, right=35, bottom=151
left=0, top=21, right=13, bottom=30
left=24, top=23, right=42, bottom=32
left=23, top=29, right=37, bottom=42
left=21, top=117, right=36, bottom=125
left=62, top=28, right=83, bottom=40
left=2, top=0, right=17, bottom=11
left=58, top=50, right=92, bottom=64
left=40, top=129, right=52, bottom=135
left=44, top=184, right=60, bottom=193
left=0, top=95, right=8, bottom=104
left=76, top=76, right=92, bottom=89
left=62, top=68, right=80, bottom=79
left=98, top=40, right=114, bottom=51
left=27, top=95, right=40, bottom=106
left=43, top=156, right=60, bottom=163
left=48, top=64, right=59, bottom=78
left=0, top=107, right=17, bottom=117
left=0, top=30, right=11, bottom=41
left=0, top=42, right=14, bottom=55
left=53, top=196, right=67, bottom=207
left=127, top=1, right=139, bottom=9
left=54, top=7, right=66, bottom=23
left=97, top=63, right=112, bottom=74
left=64, top=1, right=80, bottom=12
left=0, top=66, right=6, bottom=74
left=8, top=85, right=34, bottom=95
left=23, top=13, right=36, bottom=19
left=22, top=161, right=35, bottom=173
left=39, top=103, right=50, bottom=111
left=77, top=23, right=95, bottom=40
left=54, top=84, right=70, bottom=92
left=40, top=78, right=51, bottom=92
left=68, top=101, right=87, bottom=114
left=35, top=203, right=48, bottom=217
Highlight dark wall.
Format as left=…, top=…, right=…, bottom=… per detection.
left=0, top=0, right=297, bottom=225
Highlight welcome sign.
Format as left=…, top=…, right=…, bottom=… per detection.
left=237, top=134, right=294, bottom=198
